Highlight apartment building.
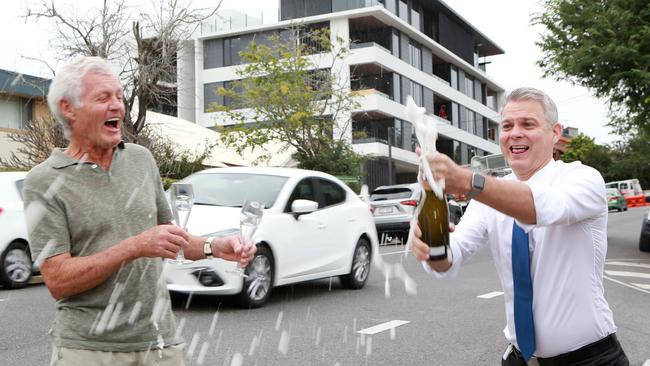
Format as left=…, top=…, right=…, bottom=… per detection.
left=177, top=0, right=506, bottom=189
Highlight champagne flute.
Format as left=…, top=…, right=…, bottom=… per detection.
left=229, top=200, right=264, bottom=278
left=169, top=183, right=194, bottom=264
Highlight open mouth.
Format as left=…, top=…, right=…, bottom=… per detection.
left=104, top=118, right=120, bottom=129
left=510, top=145, right=529, bottom=154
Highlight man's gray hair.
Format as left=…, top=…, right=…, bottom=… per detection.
left=47, top=56, right=119, bottom=138
left=501, top=87, right=559, bottom=126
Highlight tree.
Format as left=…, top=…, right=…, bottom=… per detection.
left=534, top=0, right=650, bottom=135
left=213, top=27, right=366, bottom=176
left=560, top=133, right=612, bottom=178
left=24, top=0, right=221, bottom=141
left=607, top=133, right=650, bottom=188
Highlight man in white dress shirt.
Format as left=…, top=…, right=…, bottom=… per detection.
left=411, top=87, right=628, bottom=365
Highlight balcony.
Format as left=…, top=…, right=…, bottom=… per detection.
left=199, top=9, right=279, bottom=35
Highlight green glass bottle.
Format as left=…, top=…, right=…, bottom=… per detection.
left=417, top=190, right=450, bottom=261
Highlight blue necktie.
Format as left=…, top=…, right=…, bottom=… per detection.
left=512, top=221, right=535, bottom=361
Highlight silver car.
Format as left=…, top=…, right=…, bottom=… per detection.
left=370, top=183, right=464, bottom=244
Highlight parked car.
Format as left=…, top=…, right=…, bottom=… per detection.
left=640, top=210, right=650, bottom=252
left=0, top=171, right=34, bottom=289
left=369, top=183, right=463, bottom=244
left=163, top=167, right=378, bottom=308
left=606, top=188, right=628, bottom=212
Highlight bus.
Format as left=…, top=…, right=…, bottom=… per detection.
left=605, top=179, right=643, bottom=197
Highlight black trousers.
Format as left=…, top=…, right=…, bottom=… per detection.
left=501, top=334, right=629, bottom=366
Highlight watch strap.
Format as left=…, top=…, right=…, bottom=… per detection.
left=468, top=172, right=485, bottom=199
left=204, top=236, right=215, bottom=259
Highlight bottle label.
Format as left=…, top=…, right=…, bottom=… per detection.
left=428, top=246, right=446, bottom=256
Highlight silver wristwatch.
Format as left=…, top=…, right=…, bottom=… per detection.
left=468, top=172, right=485, bottom=199
left=204, top=237, right=215, bottom=259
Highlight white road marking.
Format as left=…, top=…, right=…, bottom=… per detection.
left=357, top=320, right=410, bottom=335
left=606, top=261, right=650, bottom=269
left=0, top=299, right=6, bottom=302
left=477, top=291, right=504, bottom=299
left=643, top=359, right=650, bottom=366
left=604, top=270, right=650, bottom=279
left=603, top=275, right=650, bottom=295
left=381, top=250, right=409, bottom=256
left=631, top=283, right=650, bottom=290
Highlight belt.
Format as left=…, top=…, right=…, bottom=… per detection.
left=537, top=333, right=621, bottom=366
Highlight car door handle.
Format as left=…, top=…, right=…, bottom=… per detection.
left=347, top=217, right=356, bottom=222
left=317, top=223, right=327, bottom=229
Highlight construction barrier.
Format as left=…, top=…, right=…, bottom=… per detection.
left=625, top=195, right=648, bottom=208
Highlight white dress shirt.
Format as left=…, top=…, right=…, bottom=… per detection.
left=427, top=158, right=617, bottom=358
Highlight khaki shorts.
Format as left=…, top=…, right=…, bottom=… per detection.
left=50, top=343, right=185, bottom=366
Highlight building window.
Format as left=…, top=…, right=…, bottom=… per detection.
left=0, top=98, right=28, bottom=130
left=391, top=30, right=400, bottom=58
left=398, top=0, right=408, bottom=22
left=408, top=41, right=421, bottom=70
left=465, top=76, right=474, bottom=99
left=451, top=102, right=459, bottom=128
left=450, top=66, right=458, bottom=90
left=410, top=6, right=421, bottom=31
left=203, top=82, right=223, bottom=112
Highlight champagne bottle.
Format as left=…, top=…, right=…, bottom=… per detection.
left=417, top=190, right=450, bottom=261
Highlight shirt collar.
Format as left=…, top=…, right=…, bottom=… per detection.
left=48, top=141, right=126, bottom=169
left=505, top=158, right=557, bottom=184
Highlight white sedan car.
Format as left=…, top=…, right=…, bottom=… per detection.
left=163, top=167, right=379, bottom=308
left=0, top=171, right=34, bottom=289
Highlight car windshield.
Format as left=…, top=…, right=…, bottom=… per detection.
left=370, top=187, right=414, bottom=201
left=605, top=188, right=618, bottom=196
left=182, top=173, right=288, bottom=208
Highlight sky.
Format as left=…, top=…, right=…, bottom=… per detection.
left=1, top=0, right=616, bottom=144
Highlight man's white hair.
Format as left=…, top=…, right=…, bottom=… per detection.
left=47, top=56, right=119, bottom=138
left=501, top=87, right=559, bottom=126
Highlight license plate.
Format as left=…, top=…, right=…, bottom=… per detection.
left=378, top=207, right=394, bottom=214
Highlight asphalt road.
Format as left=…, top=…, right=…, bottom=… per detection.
left=1, top=207, right=649, bottom=366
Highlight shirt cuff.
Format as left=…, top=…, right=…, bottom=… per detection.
left=420, top=243, right=462, bottom=279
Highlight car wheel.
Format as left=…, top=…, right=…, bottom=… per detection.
left=0, top=241, right=33, bottom=289
left=641, top=236, right=650, bottom=253
left=340, top=238, right=371, bottom=289
left=237, top=245, right=274, bottom=308
left=617, top=206, right=622, bottom=212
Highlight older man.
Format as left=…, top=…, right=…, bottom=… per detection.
left=411, top=87, right=628, bottom=365
left=23, top=56, right=255, bottom=365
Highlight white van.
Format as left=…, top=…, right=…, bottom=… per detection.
left=605, top=179, right=643, bottom=197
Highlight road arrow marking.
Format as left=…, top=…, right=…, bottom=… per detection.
left=604, top=270, right=650, bottom=279
left=357, top=320, right=410, bottom=335
left=606, top=261, right=650, bottom=269
left=477, top=291, right=503, bottom=299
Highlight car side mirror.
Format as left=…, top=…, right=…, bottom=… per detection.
left=291, top=199, right=318, bottom=220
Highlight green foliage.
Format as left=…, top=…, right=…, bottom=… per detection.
left=140, top=127, right=214, bottom=180
left=213, top=26, right=365, bottom=177
left=293, top=139, right=367, bottom=176
left=607, top=133, right=650, bottom=188
left=561, top=133, right=612, bottom=177
left=534, top=0, right=650, bottom=134
left=562, top=132, right=650, bottom=187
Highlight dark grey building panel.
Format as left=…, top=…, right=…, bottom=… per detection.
left=437, top=10, right=474, bottom=65
left=422, top=47, right=433, bottom=75
left=203, top=38, right=223, bottom=69
left=423, top=87, right=434, bottom=115
left=399, top=32, right=409, bottom=63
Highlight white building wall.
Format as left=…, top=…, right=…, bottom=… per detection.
left=329, top=17, right=352, bottom=142
left=177, top=40, right=196, bottom=122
